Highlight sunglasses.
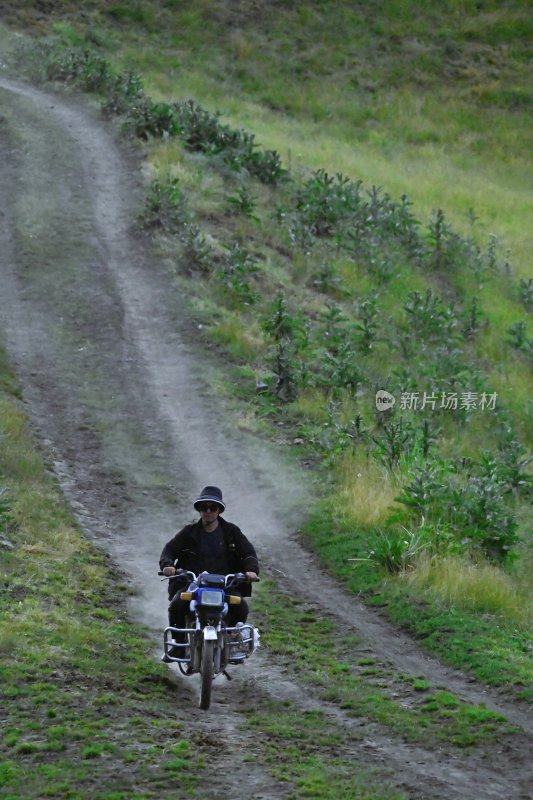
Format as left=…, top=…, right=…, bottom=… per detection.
left=197, top=503, right=221, bottom=512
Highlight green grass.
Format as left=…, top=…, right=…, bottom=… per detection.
left=254, top=578, right=518, bottom=747
left=303, top=505, right=533, bottom=697
left=405, top=554, right=533, bottom=625
left=242, top=702, right=408, bottom=800
left=102, top=0, right=533, bottom=280
left=6, top=0, right=532, bottom=277
left=207, top=312, right=266, bottom=362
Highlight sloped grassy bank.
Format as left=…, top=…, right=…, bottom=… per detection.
left=304, top=510, right=533, bottom=700
left=15, top=37, right=531, bottom=700
left=0, top=372, right=204, bottom=798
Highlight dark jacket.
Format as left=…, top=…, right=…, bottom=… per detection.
left=159, top=517, right=259, bottom=597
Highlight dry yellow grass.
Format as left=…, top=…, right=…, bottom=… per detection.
left=404, top=554, right=533, bottom=628
left=293, top=388, right=330, bottom=423
left=333, top=451, right=400, bottom=526
left=208, top=313, right=266, bottom=362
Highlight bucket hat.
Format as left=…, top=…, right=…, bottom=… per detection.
left=193, top=485, right=226, bottom=512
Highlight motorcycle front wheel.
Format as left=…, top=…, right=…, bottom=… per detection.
left=199, top=639, right=214, bottom=710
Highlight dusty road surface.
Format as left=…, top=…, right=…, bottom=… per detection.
left=0, top=76, right=531, bottom=799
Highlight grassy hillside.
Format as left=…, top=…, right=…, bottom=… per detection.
left=1, top=0, right=532, bottom=693
left=5, top=0, right=532, bottom=273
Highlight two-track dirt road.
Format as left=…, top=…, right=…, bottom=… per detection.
left=0, top=76, right=531, bottom=799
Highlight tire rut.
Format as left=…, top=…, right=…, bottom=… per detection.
left=0, top=76, right=531, bottom=799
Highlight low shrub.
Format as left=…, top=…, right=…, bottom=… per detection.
left=44, top=44, right=287, bottom=184
left=0, top=486, right=14, bottom=532
left=369, top=527, right=430, bottom=573
left=395, top=457, right=519, bottom=561
left=216, top=242, right=259, bottom=305
left=141, top=176, right=188, bottom=232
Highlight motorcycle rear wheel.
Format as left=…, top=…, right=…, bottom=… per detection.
left=199, top=639, right=214, bottom=710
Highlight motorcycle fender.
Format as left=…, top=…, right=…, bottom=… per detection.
left=203, top=626, right=217, bottom=641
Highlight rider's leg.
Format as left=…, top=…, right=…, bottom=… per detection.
left=227, top=597, right=249, bottom=627
left=168, top=595, right=187, bottom=626
left=168, top=594, right=189, bottom=642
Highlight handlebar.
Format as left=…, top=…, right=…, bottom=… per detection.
left=158, top=568, right=196, bottom=582
left=158, top=570, right=259, bottom=588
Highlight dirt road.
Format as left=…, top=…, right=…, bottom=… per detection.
left=0, top=76, right=531, bottom=799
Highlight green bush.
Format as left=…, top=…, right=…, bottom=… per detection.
left=44, top=45, right=286, bottom=184
left=517, top=278, right=533, bottom=309
left=395, top=457, right=519, bottom=561
left=101, top=69, right=144, bottom=116
left=216, top=242, right=259, bottom=304
left=0, top=487, right=14, bottom=531
left=402, top=289, right=459, bottom=344
left=294, top=170, right=364, bottom=236
left=227, top=186, right=259, bottom=219
left=142, top=176, right=189, bottom=232
left=178, top=224, right=213, bottom=274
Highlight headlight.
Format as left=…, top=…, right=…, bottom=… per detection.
left=198, top=589, right=224, bottom=607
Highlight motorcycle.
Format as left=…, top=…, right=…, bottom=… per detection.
left=159, top=569, right=260, bottom=710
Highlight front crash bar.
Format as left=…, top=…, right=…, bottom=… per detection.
left=224, top=623, right=257, bottom=661
left=163, top=626, right=194, bottom=664
left=163, top=624, right=259, bottom=664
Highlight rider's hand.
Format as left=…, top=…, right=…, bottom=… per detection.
left=245, top=571, right=259, bottom=582
left=163, top=566, right=176, bottom=577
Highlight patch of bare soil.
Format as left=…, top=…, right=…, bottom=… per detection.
left=0, top=75, right=531, bottom=799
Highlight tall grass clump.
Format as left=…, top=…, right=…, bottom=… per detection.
left=333, top=451, right=399, bottom=527
left=208, top=313, right=266, bottom=362
left=404, top=554, right=533, bottom=628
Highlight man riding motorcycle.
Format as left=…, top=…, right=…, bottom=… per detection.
left=159, top=486, right=259, bottom=637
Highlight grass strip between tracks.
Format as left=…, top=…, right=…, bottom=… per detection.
left=241, top=701, right=408, bottom=800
